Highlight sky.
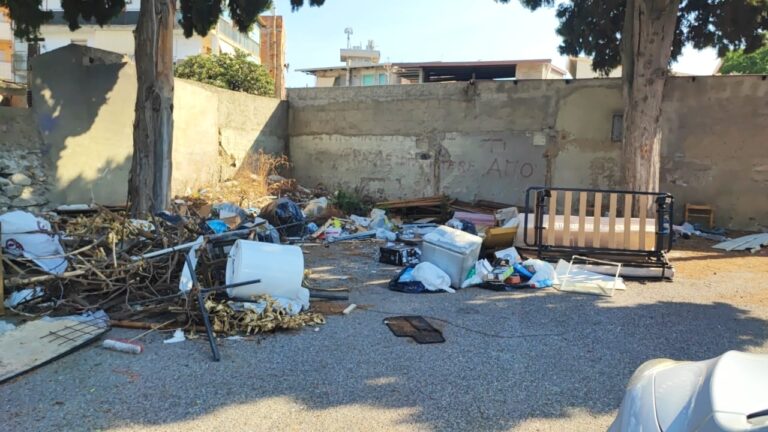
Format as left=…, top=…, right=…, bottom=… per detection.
left=277, top=0, right=720, bottom=88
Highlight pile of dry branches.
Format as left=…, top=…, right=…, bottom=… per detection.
left=2, top=206, right=325, bottom=335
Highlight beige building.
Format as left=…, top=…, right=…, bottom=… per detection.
left=301, top=59, right=568, bottom=87
left=566, top=56, right=622, bottom=79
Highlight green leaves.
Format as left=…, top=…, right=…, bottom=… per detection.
left=720, top=43, right=768, bottom=74
left=500, top=0, right=768, bottom=74
left=174, top=50, right=276, bottom=97
left=0, top=0, right=53, bottom=40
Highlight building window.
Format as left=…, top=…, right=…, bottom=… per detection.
left=361, top=73, right=375, bottom=86
left=378, top=73, right=388, bottom=85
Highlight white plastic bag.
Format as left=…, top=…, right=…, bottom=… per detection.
left=412, top=262, right=456, bottom=293
left=303, top=197, right=328, bottom=218
left=0, top=211, right=67, bottom=274
left=522, top=259, right=559, bottom=287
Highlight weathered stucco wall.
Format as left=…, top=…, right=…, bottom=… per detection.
left=288, top=79, right=615, bottom=206
left=288, top=76, right=768, bottom=229
left=27, top=45, right=286, bottom=206
left=660, top=76, right=768, bottom=229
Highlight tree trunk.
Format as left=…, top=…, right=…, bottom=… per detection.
left=128, top=0, right=175, bottom=217
left=621, top=0, right=679, bottom=193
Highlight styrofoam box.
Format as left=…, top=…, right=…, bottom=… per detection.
left=421, top=226, right=483, bottom=288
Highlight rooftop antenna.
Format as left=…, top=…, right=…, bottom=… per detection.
left=344, top=27, right=353, bottom=49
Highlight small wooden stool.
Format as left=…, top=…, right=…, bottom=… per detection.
left=684, top=203, right=714, bottom=228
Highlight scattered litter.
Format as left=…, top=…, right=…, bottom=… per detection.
left=422, top=225, right=482, bottom=289
left=379, top=243, right=421, bottom=266
left=342, top=304, right=357, bottom=315
left=555, top=256, right=625, bottom=297
left=1, top=311, right=109, bottom=383
left=712, top=233, right=768, bottom=252
left=384, top=316, right=445, bottom=344
left=4, top=287, right=45, bottom=308
left=0, top=210, right=68, bottom=274
left=412, top=262, right=456, bottom=293
left=522, top=259, right=558, bottom=288
left=162, top=329, right=186, bottom=344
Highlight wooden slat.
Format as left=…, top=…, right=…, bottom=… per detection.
left=638, top=195, right=648, bottom=250
left=562, top=191, right=573, bottom=246
left=608, top=194, right=618, bottom=248
left=624, top=194, right=633, bottom=249
left=547, top=191, right=558, bottom=245
left=593, top=192, right=603, bottom=248
left=577, top=192, right=587, bottom=247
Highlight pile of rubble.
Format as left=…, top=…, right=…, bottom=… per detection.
left=0, top=150, right=49, bottom=210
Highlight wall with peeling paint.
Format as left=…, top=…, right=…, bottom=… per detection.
left=661, top=76, right=768, bottom=230
left=288, top=79, right=621, bottom=207
left=25, top=45, right=287, bottom=206
left=288, top=76, right=768, bottom=229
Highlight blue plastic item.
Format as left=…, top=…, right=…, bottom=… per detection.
left=513, top=262, right=534, bottom=280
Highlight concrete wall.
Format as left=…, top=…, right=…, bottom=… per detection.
left=288, top=76, right=768, bottom=230
left=28, top=44, right=286, bottom=206
left=288, top=79, right=617, bottom=207
left=660, top=76, right=768, bottom=229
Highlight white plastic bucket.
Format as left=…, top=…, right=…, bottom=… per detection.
left=225, top=240, right=305, bottom=300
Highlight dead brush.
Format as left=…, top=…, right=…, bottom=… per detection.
left=239, top=150, right=291, bottom=197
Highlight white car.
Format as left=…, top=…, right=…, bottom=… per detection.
left=610, top=351, right=768, bottom=431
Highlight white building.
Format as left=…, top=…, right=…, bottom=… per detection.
left=3, top=1, right=263, bottom=83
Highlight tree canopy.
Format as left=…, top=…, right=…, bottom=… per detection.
left=175, top=50, right=275, bottom=96
left=1, top=0, right=326, bottom=40
left=502, top=0, right=768, bottom=74
left=720, top=43, right=768, bottom=74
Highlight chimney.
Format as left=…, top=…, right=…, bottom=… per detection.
left=259, top=16, right=285, bottom=99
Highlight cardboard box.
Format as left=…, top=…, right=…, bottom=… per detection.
left=483, top=227, right=518, bottom=249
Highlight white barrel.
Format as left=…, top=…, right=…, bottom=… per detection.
left=225, top=240, right=305, bottom=300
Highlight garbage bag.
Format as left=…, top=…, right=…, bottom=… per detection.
left=388, top=266, right=435, bottom=294
left=0, top=211, right=67, bottom=274
left=260, top=198, right=306, bottom=237
left=412, top=262, right=456, bottom=293
left=522, top=259, right=558, bottom=288
left=303, top=197, right=328, bottom=218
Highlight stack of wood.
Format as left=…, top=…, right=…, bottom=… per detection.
left=375, top=195, right=454, bottom=221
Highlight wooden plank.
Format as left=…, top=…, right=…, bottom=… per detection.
left=638, top=195, right=648, bottom=250
left=593, top=192, right=603, bottom=248
left=547, top=191, right=557, bottom=245
left=608, top=194, right=617, bottom=248
left=562, top=191, right=573, bottom=246
left=623, top=194, right=633, bottom=249
left=577, top=192, right=587, bottom=247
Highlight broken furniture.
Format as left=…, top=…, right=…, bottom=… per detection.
left=684, top=203, right=714, bottom=229
left=522, top=187, right=674, bottom=278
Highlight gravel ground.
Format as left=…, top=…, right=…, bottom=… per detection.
left=2, top=240, right=768, bottom=431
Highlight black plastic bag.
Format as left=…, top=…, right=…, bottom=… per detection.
left=260, top=198, right=306, bottom=237
left=388, top=265, right=439, bottom=294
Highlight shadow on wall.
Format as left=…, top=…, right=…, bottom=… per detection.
left=229, top=106, right=289, bottom=180
left=3, top=285, right=765, bottom=430
left=30, top=44, right=134, bottom=206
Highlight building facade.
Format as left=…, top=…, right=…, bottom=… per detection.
left=3, top=1, right=264, bottom=83
left=299, top=47, right=568, bottom=88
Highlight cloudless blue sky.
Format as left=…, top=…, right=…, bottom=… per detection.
left=277, top=0, right=719, bottom=88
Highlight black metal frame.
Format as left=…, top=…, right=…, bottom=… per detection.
left=523, top=186, right=674, bottom=276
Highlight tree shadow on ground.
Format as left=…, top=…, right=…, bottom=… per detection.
left=2, top=247, right=768, bottom=431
